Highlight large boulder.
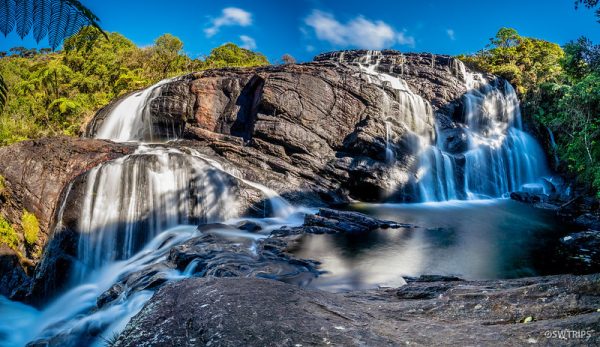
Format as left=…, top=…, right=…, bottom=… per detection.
left=114, top=274, right=600, bottom=347
left=85, top=51, right=479, bottom=204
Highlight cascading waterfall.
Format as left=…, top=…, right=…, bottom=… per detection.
left=0, top=73, right=309, bottom=346
left=350, top=51, right=548, bottom=201
left=73, top=146, right=240, bottom=279
left=446, top=63, right=547, bottom=199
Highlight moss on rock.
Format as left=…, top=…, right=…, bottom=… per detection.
left=21, top=210, right=39, bottom=246
left=0, top=215, right=19, bottom=251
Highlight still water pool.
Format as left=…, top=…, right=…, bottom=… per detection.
left=291, top=199, right=568, bottom=291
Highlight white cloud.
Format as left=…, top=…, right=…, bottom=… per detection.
left=205, top=7, right=252, bottom=37
left=239, top=35, right=257, bottom=50
left=397, top=31, right=416, bottom=46
left=304, top=10, right=415, bottom=49
left=446, top=29, right=456, bottom=41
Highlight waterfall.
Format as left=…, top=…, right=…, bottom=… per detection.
left=419, top=63, right=548, bottom=200
left=547, top=127, right=560, bottom=170
left=74, top=146, right=240, bottom=278
left=385, top=121, right=394, bottom=164
left=346, top=51, right=548, bottom=201
left=95, top=78, right=179, bottom=142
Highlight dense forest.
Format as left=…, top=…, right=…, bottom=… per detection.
left=460, top=28, right=600, bottom=196
left=0, top=28, right=268, bottom=145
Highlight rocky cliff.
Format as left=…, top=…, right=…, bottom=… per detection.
left=85, top=51, right=479, bottom=204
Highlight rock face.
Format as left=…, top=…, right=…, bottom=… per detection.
left=0, top=137, right=134, bottom=298
left=86, top=51, right=476, bottom=204
left=114, top=275, right=600, bottom=347
left=0, top=137, right=134, bottom=257
left=0, top=244, right=28, bottom=297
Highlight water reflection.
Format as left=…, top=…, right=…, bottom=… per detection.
left=292, top=199, right=566, bottom=292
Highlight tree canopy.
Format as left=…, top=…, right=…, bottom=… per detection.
left=458, top=28, right=564, bottom=96
left=204, top=43, right=269, bottom=69
left=0, top=28, right=270, bottom=145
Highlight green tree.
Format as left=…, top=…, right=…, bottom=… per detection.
left=458, top=28, right=564, bottom=96
left=145, top=34, right=189, bottom=79
left=205, top=43, right=269, bottom=69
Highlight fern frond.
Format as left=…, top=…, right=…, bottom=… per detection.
left=0, top=0, right=16, bottom=37
left=15, top=0, right=32, bottom=38
left=33, top=0, right=51, bottom=42
left=1, top=0, right=107, bottom=49
left=64, top=0, right=107, bottom=39
left=48, top=0, right=69, bottom=49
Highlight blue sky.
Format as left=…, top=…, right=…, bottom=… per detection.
left=1, top=0, right=599, bottom=62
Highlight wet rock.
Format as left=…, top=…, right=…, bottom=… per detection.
left=574, top=213, right=600, bottom=231
left=439, top=127, right=469, bottom=154
left=96, top=232, right=320, bottom=308
left=510, top=191, right=547, bottom=204
left=559, top=230, right=600, bottom=273
left=114, top=274, right=600, bottom=347
left=0, top=244, right=28, bottom=298
left=317, top=208, right=406, bottom=229
left=301, top=208, right=410, bottom=234
left=235, top=220, right=262, bottom=233
left=272, top=208, right=413, bottom=237
left=96, top=283, right=124, bottom=308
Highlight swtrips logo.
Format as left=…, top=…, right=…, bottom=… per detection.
left=543, top=329, right=594, bottom=340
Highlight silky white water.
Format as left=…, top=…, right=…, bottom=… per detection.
left=346, top=51, right=549, bottom=201
left=73, top=146, right=242, bottom=280
left=95, top=78, right=177, bottom=142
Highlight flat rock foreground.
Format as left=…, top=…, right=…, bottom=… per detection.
left=114, top=275, right=599, bottom=347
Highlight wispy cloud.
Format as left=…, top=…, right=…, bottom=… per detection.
left=204, top=7, right=252, bottom=37
left=446, top=29, right=456, bottom=41
left=397, top=31, right=416, bottom=46
left=239, top=35, right=257, bottom=50
left=304, top=10, right=415, bottom=49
